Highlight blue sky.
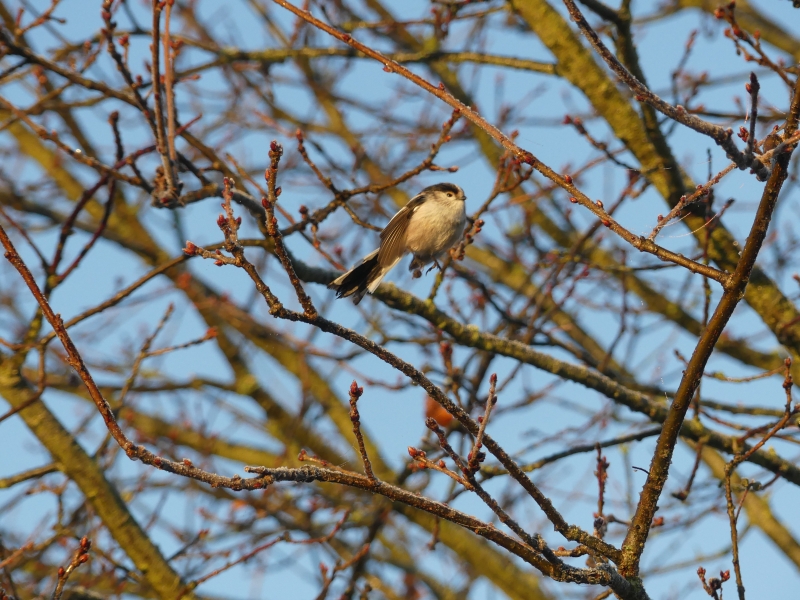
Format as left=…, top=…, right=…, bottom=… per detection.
left=1, top=1, right=799, bottom=598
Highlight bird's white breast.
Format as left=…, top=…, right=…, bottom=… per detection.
left=405, top=198, right=467, bottom=259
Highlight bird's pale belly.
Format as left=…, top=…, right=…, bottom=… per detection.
left=406, top=209, right=466, bottom=262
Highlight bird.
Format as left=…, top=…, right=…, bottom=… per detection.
left=328, top=182, right=467, bottom=304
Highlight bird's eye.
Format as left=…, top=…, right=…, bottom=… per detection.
left=446, top=192, right=453, bottom=197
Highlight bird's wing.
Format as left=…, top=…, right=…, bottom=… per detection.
left=377, top=194, right=426, bottom=268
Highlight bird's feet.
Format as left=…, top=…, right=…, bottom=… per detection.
left=425, top=259, right=443, bottom=274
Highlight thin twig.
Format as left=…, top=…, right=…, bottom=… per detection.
left=51, top=536, right=91, bottom=600
left=149, top=0, right=177, bottom=203
left=162, top=0, right=177, bottom=167
left=743, top=73, right=759, bottom=165
left=261, top=143, right=318, bottom=318
left=467, top=373, right=497, bottom=474
left=649, top=163, right=736, bottom=241
left=348, top=381, right=375, bottom=481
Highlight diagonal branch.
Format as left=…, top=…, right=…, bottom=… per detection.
left=562, top=0, right=771, bottom=180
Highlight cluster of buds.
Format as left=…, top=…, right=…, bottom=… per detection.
left=57, top=536, right=91, bottom=580
left=263, top=141, right=285, bottom=226
left=407, top=447, right=426, bottom=461
left=408, top=446, right=452, bottom=475
left=101, top=0, right=115, bottom=30
left=444, top=108, right=461, bottom=127
left=465, top=448, right=486, bottom=473
left=697, top=566, right=730, bottom=598
left=783, top=357, right=793, bottom=391
left=595, top=453, right=609, bottom=494
left=464, top=219, right=483, bottom=248
left=407, top=446, right=428, bottom=473
left=349, top=380, right=365, bottom=430
left=723, top=26, right=746, bottom=41
left=168, top=38, right=184, bottom=54
left=216, top=212, right=242, bottom=238
left=349, top=381, right=364, bottom=399
left=453, top=218, right=484, bottom=261
left=269, top=139, right=284, bottom=161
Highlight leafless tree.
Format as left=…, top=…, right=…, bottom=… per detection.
left=1, top=1, right=799, bottom=599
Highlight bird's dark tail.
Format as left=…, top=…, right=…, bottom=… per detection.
left=328, top=250, right=384, bottom=305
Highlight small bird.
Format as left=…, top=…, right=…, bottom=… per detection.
left=329, top=182, right=467, bottom=304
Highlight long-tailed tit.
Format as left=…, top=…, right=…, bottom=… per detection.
left=329, top=182, right=467, bottom=304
